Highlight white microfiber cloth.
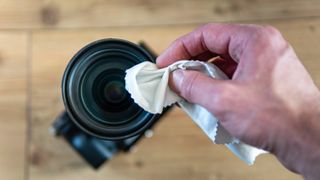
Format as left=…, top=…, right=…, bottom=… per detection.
left=125, top=60, right=266, bottom=165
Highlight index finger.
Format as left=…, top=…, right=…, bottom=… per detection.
left=156, top=23, right=257, bottom=68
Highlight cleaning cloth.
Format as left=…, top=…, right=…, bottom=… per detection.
left=125, top=60, right=266, bottom=165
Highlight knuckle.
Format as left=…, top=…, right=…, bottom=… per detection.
left=251, top=25, right=287, bottom=49
left=172, top=37, right=183, bottom=47
left=201, top=23, right=230, bottom=33
left=202, top=23, right=216, bottom=29
left=172, top=34, right=188, bottom=48
left=172, top=36, right=191, bottom=56
left=263, top=25, right=282, bottom=37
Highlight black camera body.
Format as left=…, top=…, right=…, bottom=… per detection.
left=51, top=39, right=171, bottom=169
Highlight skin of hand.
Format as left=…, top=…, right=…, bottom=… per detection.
left=156, top=23, right=320, bottom=179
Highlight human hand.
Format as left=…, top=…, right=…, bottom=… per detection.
left=157, top=23, right=320, bottom=179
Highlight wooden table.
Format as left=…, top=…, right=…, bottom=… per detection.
left=2, top=1, right=320, bottom=179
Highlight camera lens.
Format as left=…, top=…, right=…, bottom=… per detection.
left=62, top=39, right=158, bottom=140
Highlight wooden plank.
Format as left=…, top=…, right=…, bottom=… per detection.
left=1, top=0, right=320, bottom=29
left=0, top=32, right=28, bottom=180
left=29, top=17, right=320, bottom=179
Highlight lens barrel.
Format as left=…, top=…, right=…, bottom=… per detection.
left=62, top=39, right=158, bottom=140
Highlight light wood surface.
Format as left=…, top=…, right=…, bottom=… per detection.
left=0, top=0, right=319, bottom=179
left=0, top=32, right=28, bottom=180
left=0, top=0, right=320, bottom=29
left=29, top=18, right=320, bottom=179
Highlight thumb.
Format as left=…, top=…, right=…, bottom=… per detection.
left=169, top=69, right=236, bottom=116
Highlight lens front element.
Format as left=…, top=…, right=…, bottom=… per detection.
left=62, top=39, right=157, bottom=139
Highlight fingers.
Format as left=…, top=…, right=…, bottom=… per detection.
left=169, top=69, right=237, bottom=116
left=157, top=23, right=257, bottom=68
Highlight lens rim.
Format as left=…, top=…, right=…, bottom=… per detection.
left=62, top=38, right=158, bottom=140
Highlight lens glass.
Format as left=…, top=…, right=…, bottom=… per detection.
left=80, top=53, right=144, bottom=126
left=63, top=39, right=157, bottom=139
left=104, top=81, right=126, bottom=104
left=93, top=69, right=128, bottom=112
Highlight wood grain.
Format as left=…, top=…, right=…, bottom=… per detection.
left=0, top=32, right=28, bottom=180
left=28, top=17, right=320, bottom=179
left=1, top=0, right=320, bottom=29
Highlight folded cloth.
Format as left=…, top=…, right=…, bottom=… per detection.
left=125, top=60, right=266, bottom=165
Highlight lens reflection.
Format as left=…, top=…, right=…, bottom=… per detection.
left=104, top=81, right=126, bottom=104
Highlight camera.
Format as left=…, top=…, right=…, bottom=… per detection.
left=51, top=39, right=171, bottom=169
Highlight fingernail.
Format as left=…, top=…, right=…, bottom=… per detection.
left=169, top=69, right=184, bottom=94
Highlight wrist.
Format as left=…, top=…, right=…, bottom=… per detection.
left=274, top=100, right=320, bottom=179
left=300, top=116, right=320, bottom=179
left=295, top=105, right=320, bottom=179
